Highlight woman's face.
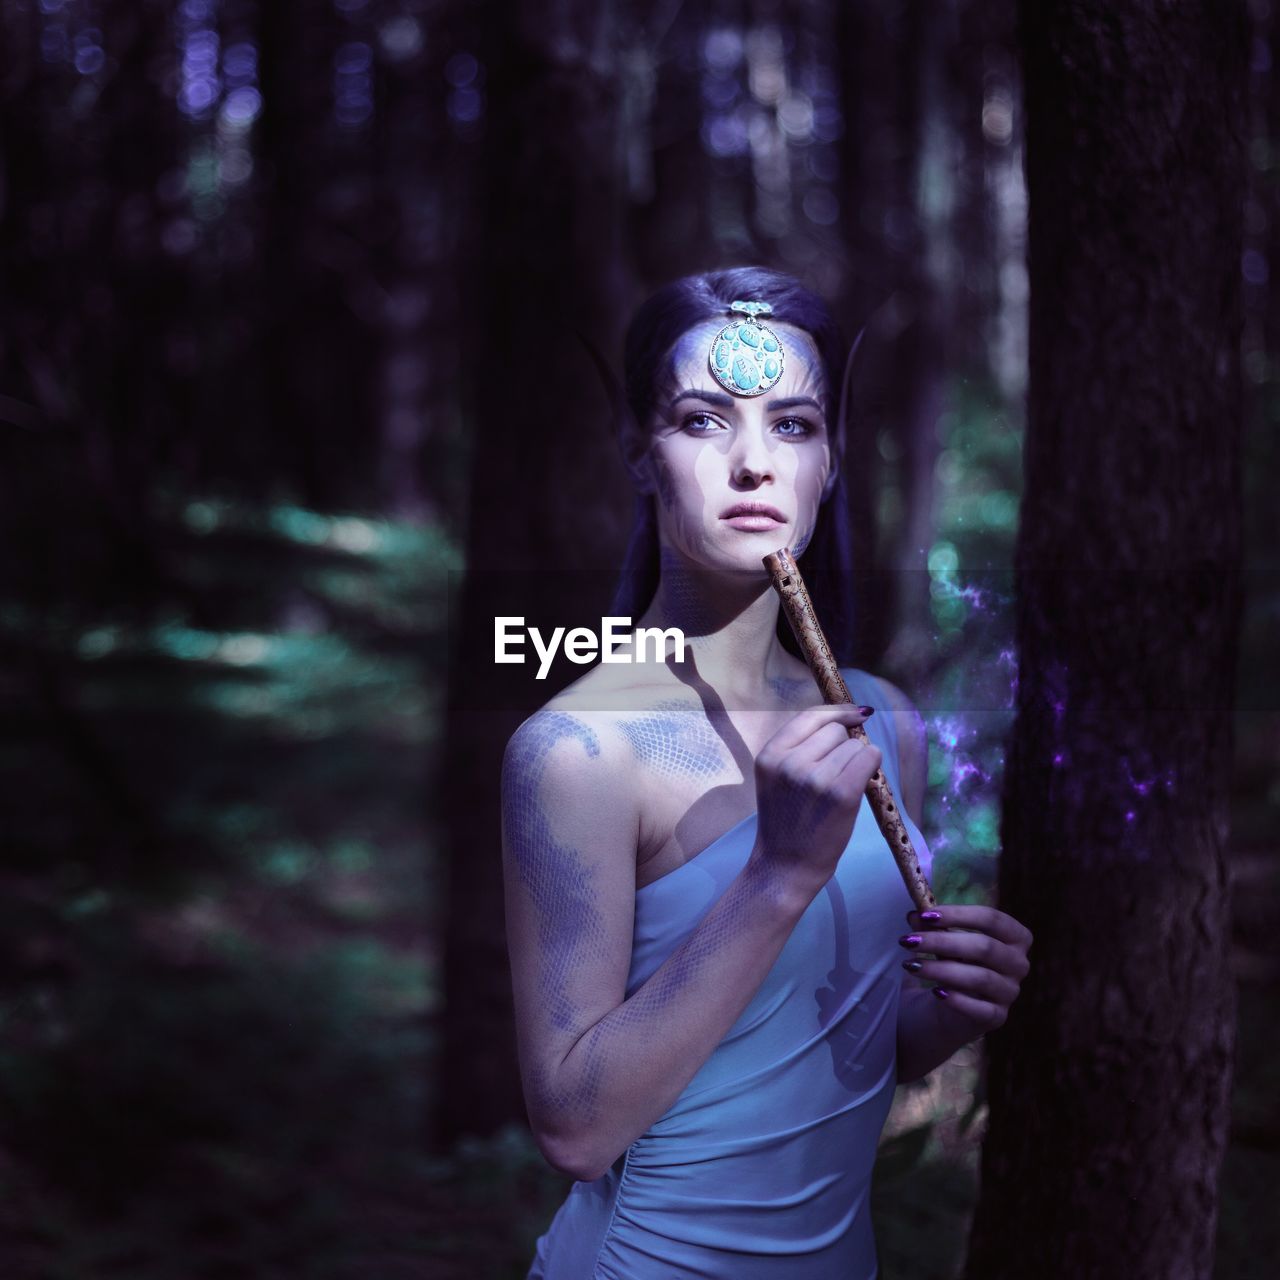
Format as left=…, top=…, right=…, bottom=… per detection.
left=640, top=317, right=834, bottom=576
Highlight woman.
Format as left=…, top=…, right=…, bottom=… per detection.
left=502, top=267, right=1032, bottom=1278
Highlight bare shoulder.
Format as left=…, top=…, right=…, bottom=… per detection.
left=501, top=672, right=677, bottom=827
left=503, top=663, right=725, bottom=832
left=502, top=700, right=632, bottom=796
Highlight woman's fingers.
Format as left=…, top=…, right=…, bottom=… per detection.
left=792, top=718, right=867, bottom=767
left=803, top=722, right=880, bottom=775
left=900, top=902, right=1034, bottom=1034
left=903, top=959, right=1021, bottom=1006
left=906, top=904, right=1034, bottom=951
left=761, top=702, right=872, bottom=759
left=899, top=922, right=1029, bottom=979
left=818, top=736, right=880, bottom=789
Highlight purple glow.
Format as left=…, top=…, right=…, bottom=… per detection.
left=927, top=713, right=998, bottom=861
left=1120, top=757, right=1177, bottom=801
left=334, top=41, right=373, bottom=128
left=703, top=112, right=750, bottom=158
left=223, top=42, right=256, bottom=81
left=74, top=44, right=105, bottom=76
left=181, top=79, right=219, bottom=115
left=222, top=85, right=261, bottom=126
left=702, top=74, right=739, bottom=110
left=997, top=647, right=1019, bottom=701
left=444, top=51, right=478, bottom=88
left=176, top=14, right=221, bottom=119
left=73, top=29, right=104, bottom=76
left=1242, top=249, right=1268, bottom=286
left=448, top=88, right=483, bottom=126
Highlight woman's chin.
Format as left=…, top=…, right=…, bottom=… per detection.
left=717, top=529, right=793, bottom=563
left=661, top=529, right=795, bottom=577
left=701, top=541, right=790, bottom=578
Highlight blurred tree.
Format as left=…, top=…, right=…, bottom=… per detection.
left=838, top=0, right=976, bottom=680
left=434, top=0, right=637, bottom=1144
left=836, top=0, right=905, bottom=669
left=965, top=3, right=1247, bottom=1276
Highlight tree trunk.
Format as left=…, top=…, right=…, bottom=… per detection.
left=434, top=0, right=634, bottom=1145
left=965, top=4, right=1247, bottom=1277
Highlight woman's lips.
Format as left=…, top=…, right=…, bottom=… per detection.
left=724, top=513, right=785, bottom=531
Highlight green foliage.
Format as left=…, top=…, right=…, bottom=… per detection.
left=900, top=371, right=1022, bottom=908
left=871, top=1058, right=984, bottom=1280
left=0, top=496, right=461, bottom=1276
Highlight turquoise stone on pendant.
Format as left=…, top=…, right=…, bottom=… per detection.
left=732, top=354, right=761, bottom=390
left=707, top=311, right=785, bottom=397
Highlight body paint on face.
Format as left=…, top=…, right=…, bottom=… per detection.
left=650, top=448, right=704, bottom=564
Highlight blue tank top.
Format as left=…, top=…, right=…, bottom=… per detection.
left=526, top=668, right=934, bottom=1279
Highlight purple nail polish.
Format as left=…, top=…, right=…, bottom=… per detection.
left=902, top=960, right=923, bottom=972
left=858, top=705, right=875, bottom=716
left=933, top=987, right=950, bottom=999
left=899, top=934, right=922, bottom=948
left=920, top=911, right=942, bottom=921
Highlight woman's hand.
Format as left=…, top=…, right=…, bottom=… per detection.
left=899, top=904, right=1033, bottom=1037
left=753, top=702, right=881, bottom=900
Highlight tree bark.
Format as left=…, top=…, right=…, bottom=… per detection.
left=965, top=4, right=1247, bottom=1277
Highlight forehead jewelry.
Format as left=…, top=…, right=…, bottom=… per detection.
left=708, top=299, right=785, bottom=397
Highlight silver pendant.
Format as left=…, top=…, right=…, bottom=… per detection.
left=707, top=300, right=785, bottom=397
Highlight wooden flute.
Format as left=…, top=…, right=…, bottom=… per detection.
left=762, top=547, right=937, bottom=914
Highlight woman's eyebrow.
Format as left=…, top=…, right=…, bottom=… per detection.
left=765, top=395, right=824, bottom=413
left=669, top=388, right=736, bottom=411
left=667, top=390, right=825, bottom=415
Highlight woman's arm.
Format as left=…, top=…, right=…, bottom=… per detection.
left=503, top=702, right=877, bottom=1182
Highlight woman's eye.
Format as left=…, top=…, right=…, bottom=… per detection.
left=681, top=412, right=722, bottom=433
left=775, top=417, right=815, bottom=438
left=677, top=413, right=817, bottom=437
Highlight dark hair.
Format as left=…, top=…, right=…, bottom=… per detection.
left=611, top=266, right=856, bottom=666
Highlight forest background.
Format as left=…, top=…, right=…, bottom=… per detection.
left=0, top=1, right=1276, bottom=1277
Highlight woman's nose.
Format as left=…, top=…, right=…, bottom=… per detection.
left=729, top=425, right=774, bottom=486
